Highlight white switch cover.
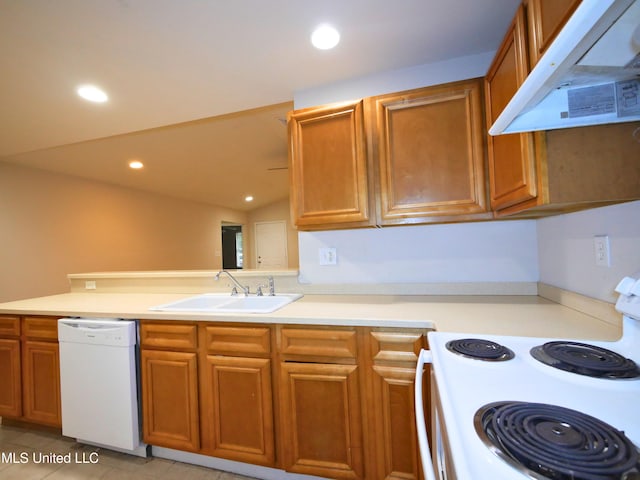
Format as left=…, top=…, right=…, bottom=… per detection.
left=319, top=247, right=337, bottom=266
left=593, top=235, right=611, bottom=267
left=85, top=280, right=97, bottom=290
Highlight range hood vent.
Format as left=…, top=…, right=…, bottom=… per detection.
left=490, top=0, right=640, bottom=135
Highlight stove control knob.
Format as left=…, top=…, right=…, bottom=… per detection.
left=615, top=276, right=637, bottom=296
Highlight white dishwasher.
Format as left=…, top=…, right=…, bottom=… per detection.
left=58, top=318, right=147, bottom=456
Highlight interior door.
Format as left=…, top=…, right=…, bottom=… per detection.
left=255, top=221, right=287, bottom=269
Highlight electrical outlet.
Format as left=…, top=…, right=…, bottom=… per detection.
left=593, top=235, right=611, bottom=267
left=319, top=247, right=337, bottom=266
left=85, top=280, right=97, bottom=290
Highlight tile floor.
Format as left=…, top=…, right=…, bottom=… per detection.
left=0, top=423, right=259, bottom=480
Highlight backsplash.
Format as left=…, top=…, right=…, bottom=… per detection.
left=298, top=219, right=538, bottom=284
left=537, top=200, right=640, bottom=303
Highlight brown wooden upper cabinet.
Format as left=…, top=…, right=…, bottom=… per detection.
left=485, top=5, right=538, bottom=213
left=288, top=100, right=373, bottom=230
left=526, top=0, right=582, bottom=68
left=485, top=1, right=640, bottom=217
left=370, top=79, right=490, bottom=225
left=288, top=78, right=490, bottom=230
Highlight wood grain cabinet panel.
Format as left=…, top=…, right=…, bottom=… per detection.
left=0, top=338, right=22, bottom=418
left=141, top=349, right=200, bottom=452
left=370, top=366, right=421, bottom=480
left=527, top=0, right=582, bottom=68
left=280, top=362, right=364, bottom=479
left=204, top=326, right=270, bottom=357
left=23, top=316, right=58, bottom=340
left=485, top=4, right=538, bottom=212
left=21, top=340, right=61, bottom=426
left=0, top=316, right=20, bottom=337
left=140, top=322, right=198, bottom=350
left=288, top=100, right=372, bottom=229
left=370, top=79, right=490, bottom=224
left=366, top=330, right=427, bottom=480
left=202, top=355, right=274, bottom=466
left=279, top=327, right=358, bottom=361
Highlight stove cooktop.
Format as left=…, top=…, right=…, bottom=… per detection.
left=475, top=401, right=640, bottom=479
left=427, top=325, right=640, bottom=480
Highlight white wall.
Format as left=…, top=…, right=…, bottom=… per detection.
left=298, top=221, right=538, bottom=284
left=294, top=52, right=494, bottom=108
left=537, top=201, right=640, bottom=303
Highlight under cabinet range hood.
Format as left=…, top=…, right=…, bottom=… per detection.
left=490, top=0, right=640, bottom=135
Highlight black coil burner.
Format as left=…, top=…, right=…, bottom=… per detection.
left=530, top=341, right=640, bottom=379
left=446, top=338, right=514, bottom=361
left=475, top=401, right=640, bottom=479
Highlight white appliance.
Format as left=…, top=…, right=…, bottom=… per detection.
left=415, top=274, right=640, bottom=479
left=58, top=318, right=147, bottom=457
left=491, top=0, right=640, bottom=134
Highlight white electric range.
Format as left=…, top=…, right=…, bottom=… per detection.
left=415, top=275, right=640, bottom=480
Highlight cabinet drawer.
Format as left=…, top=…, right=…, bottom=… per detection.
left=279, top=327, right=357, bottom=360
left=0, top=316, right=20, bottom=337
left=140, top=322, right=197, bottom=350
left=203, top=325, right=270, bottom=356
left=22, top=317, right=58, bottom=341
left=370, top=331, right=426, bottom=364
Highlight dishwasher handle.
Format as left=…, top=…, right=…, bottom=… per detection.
left=415, top=349, right=437, bottom=480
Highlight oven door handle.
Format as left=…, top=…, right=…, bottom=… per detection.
left=415, top=348, right=437, bottom=480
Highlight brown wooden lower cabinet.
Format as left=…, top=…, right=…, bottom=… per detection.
left=0, top=338, right=22, bottom=418
left=141, top=349, right=200, bottom=451
left=202, top=355, right=275, bottom=466
left=138, top=320, right=429, bottom=480
left=370, top=366, right=421, bottom=480
left=279, top=361, right=364, bottom=479
left=0, top=315, right=61, bottom=428
left=21, top=340, right=61, bottom=426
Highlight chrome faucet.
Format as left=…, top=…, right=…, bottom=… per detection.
left=256, top=276, right=276, bottom=296
left=214, top=270, right=250, bottom=296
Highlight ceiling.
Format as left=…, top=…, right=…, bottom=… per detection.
left=0, top=0, right=520, bottom=211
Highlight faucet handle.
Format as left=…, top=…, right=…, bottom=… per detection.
left=268, top=276, right=275, bottom=296
left=256, top=286, right=264, bottom=296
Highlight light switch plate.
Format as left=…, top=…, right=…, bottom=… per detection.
left=593, top=235, right=611, bottom=267
left=319, top=247, right=337, bottom=266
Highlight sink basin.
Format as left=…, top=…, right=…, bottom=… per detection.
left=149, top=293, right=302, bottom=314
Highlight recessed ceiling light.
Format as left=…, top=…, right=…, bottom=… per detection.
left=129, top=160, right=144, bottom=169
left=311, top=24, right=340, bottom=50
left=244, top=195, right=254, bottom=202
left=77, top=85, right=108, bottom=103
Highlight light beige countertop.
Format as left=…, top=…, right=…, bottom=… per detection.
left=0, top=290, right=622, bottom=340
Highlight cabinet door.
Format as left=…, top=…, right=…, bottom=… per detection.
left=0, top=339, right=21, bottom=418
left=485, top=5, right=538, bottom=212
left=21, top=340, right=61, bottom=426
left=202, top=355, right=274, bottom=466
left=370, top=366, right=421, bottom=480
left=368, top=330, right=425, bottom=480
left=371, top=79, right=489, bottom=224
left=527, top=0, right=582, bottom=67
left=288, top=100, right=372, bottom=230
left=280, top=362, right=364, bottom=479
left=141, top=349, right=200, bottom=451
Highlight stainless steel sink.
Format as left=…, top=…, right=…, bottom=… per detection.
left=149, top=293, right=302, bottom=314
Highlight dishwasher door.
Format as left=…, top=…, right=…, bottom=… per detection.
left=58, top=318, right=146, bottom=455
